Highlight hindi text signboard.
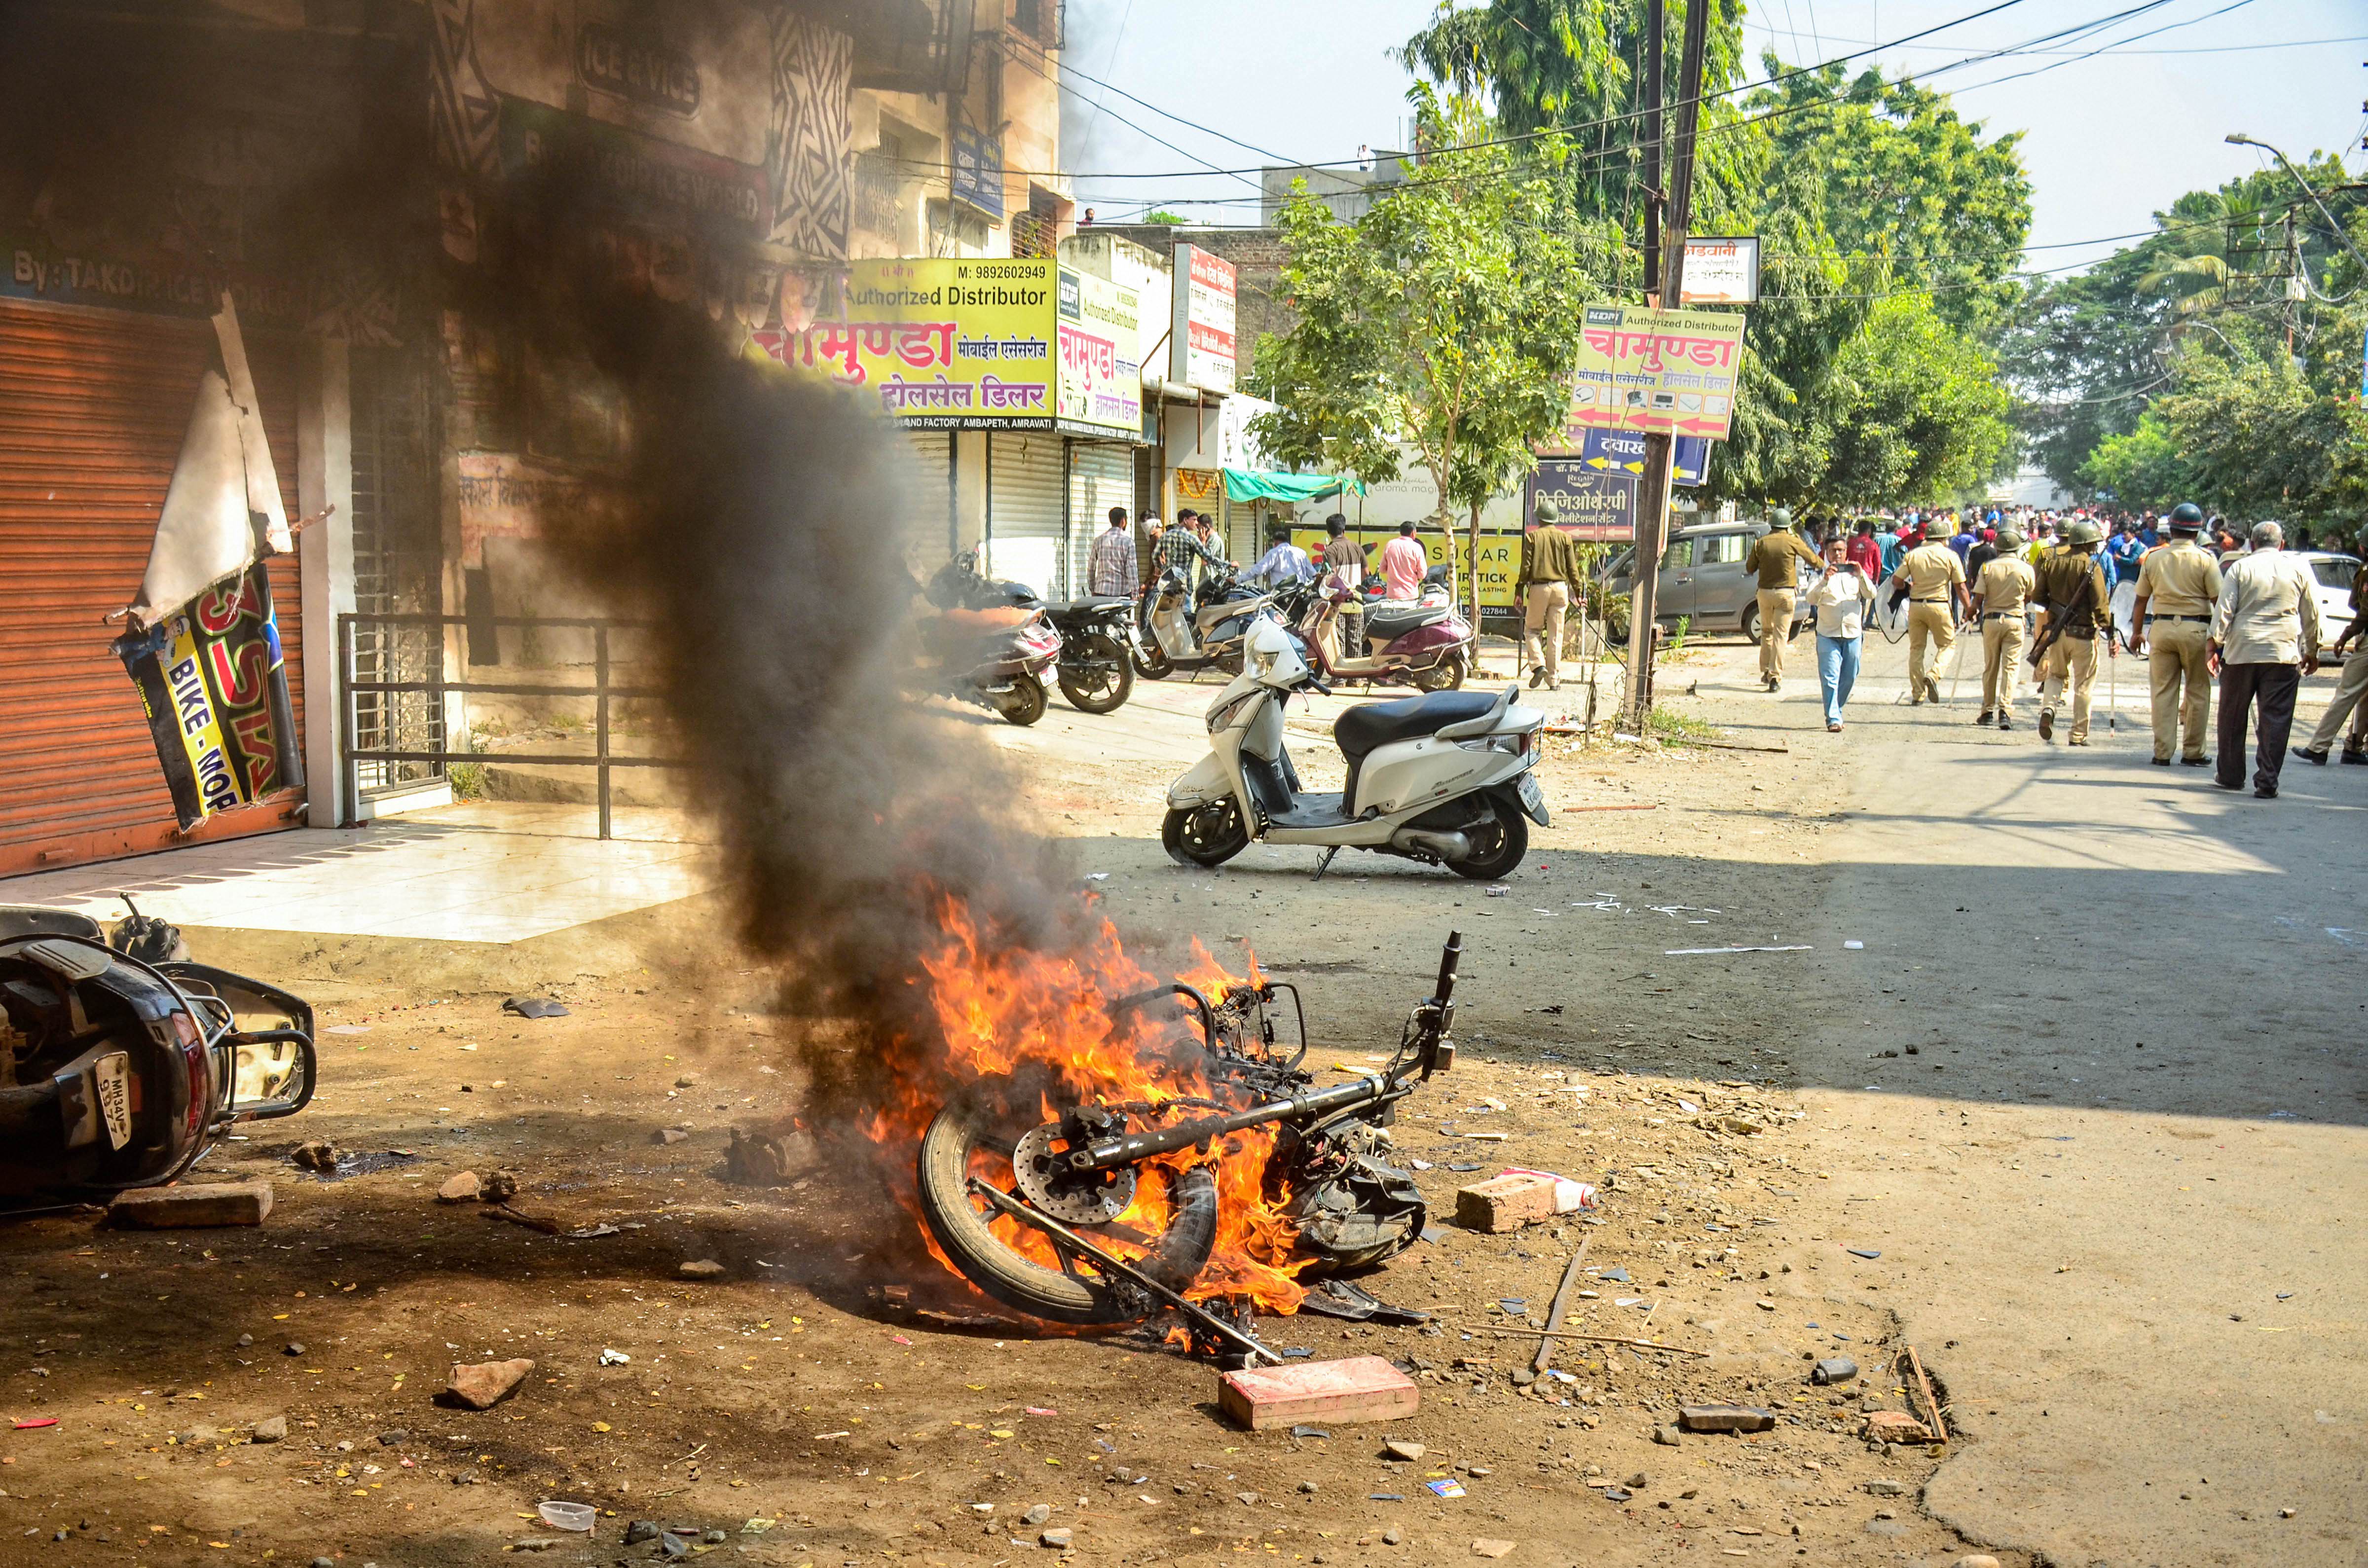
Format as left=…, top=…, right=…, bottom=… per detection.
left=1057, top=267, right=1143, bottom=435
left=1564, top=303, right=1746, bottom=440
left=1530, top=459, right=1638, bottom=542
left=1679, top=237, right=1760, bottom=305
left=1170, top=243, right=1238, bottom=394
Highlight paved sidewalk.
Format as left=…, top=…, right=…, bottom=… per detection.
left=0, top=802, right=714, bottom=944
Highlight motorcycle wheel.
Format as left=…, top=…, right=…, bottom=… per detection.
left=1133, top=635, right=1173, bottom=681
left=915, top=1098, right=1220, bottom=1326
left=1408, top=651, right=1467, bottom=692
left=1448, top=795, right=1529, bottom=881
left=1162, top=799, right=1249, bottom=868
left=1058, top=633, right=1135, bottom=714
left=998, top=672, right=1048, bottom=727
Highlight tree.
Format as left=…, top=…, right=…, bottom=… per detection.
left=1246, top=87, right=1596, bottom=626
left=1815, top=294, right=2016, bottom=505
left=2076, top=412, right=2198, bottom=511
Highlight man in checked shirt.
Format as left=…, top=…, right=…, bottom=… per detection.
left=1087, top=506, right=1139, bottom=599
left=1155, top=507, right=1232, bottom=618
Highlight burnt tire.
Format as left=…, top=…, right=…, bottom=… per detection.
left=997, top=672, right=1048, bottom=727
left=1448, top=794, right=1529, bottom=881
left=1058, top=633, right=1135, bottom=713
left=916, top=1099, right=1217, bottom=1326
left=1162, top=799, right=1248, bottom=868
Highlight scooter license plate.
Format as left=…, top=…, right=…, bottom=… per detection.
left=92, top=1051, right=134, bottom=1151
left=1516, top=771, right=1551, bottom=827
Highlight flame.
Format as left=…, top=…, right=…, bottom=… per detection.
left=863, top=894, right=1308, bottom=1314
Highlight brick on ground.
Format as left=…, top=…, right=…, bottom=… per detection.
left=1454, top=1171, right=1559, bottom=1234
left=1219, top=1355, right=1419, bottom=1431
left=108, top=1180, right=273, bottom=1228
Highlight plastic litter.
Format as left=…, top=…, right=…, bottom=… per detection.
left=599, top=1349, right=630, bottom=1366
left=503, top=997, right=570, bottom=1020
left=1427, top=1478, right=1466, bottom=1497
left=536, top=1501, right=595, bottom=1532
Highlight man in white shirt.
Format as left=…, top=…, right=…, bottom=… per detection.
left=2209, top=520, right=2321, bottom=799
left=1251, top=523, right=1314, bottom=587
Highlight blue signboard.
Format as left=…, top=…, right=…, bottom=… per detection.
left=1531, top=459, right=1639, bottom=541
left=951, top=124, right=1004, bottom=220
left=1577, top=428, right=1711, bottom=487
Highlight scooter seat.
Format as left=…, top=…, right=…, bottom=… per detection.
left=1365, top=604, right=1451, bottom=642
left=1057, top=596, right=1132, bottom=613
left=936, top=606, right=1036, bottom=634
left=1332, top=691, right=1500, bottom=760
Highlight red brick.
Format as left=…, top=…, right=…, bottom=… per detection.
left=1219, top=1355, right=1420, bottom=1431
left=108, top=1180, right=274, bottom=1228
left=1454, top=1172, right=1558, bottom=1234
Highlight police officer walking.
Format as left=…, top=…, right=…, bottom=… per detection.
left=2031, top=517, right=2116, bottom=744
left=1743, top=510, right=1822, bottom=692
left=2127, top=502, right=2222, bottom=767
left=1518, top=497, right=1584, bottom=691
left=1898, top=523, right=1970, bottom=704
left=1970, top=526, right=2036, bottom=729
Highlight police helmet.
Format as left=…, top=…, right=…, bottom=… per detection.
left=2167, top=502, right=2206, bottom=533
left=2063, top=518, right=2104, bottom=547
left=1534, top=497, right=1560, bottom=525
left=1996, top=527, right=2025, bottom=549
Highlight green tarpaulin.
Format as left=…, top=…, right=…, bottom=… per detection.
left=1220, top=469, right=1364, bottom=504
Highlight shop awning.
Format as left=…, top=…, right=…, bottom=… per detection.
left=1220, top=468, right=1364, bottom=504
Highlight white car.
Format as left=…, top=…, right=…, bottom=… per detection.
left=2298, top=552, right=2362, bottom=648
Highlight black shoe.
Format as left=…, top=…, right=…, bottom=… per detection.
left=2212, top=777, right=2243, bottom=790
left=1998, top=715, right=2013, bottom=731
left=2255, top=785, right=2278, bottom=800
left=2150, top=757, right=2172, bottom=766
left=1528, top=665, right=1546, bottom=689
left=1975, top=711, right=1993, bottom=725
left=2343, top=749, right=2368, bottom=766
left=2038, top=711, right=2054, bottom=741
left=2294, top=747, right=2329, bottom=766
left=2179, top=755, right=2212, bottom=767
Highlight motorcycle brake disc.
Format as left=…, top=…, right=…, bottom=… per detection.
left=1011, top=1122, right=1138, bottom=1224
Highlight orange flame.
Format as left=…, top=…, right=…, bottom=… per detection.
left=864, top=895, right=1308, bottom=1313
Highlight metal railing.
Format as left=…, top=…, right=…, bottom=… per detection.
left=336, top=613, right=685, bottom=840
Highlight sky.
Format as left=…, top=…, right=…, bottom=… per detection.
left=1055, top=0, right=2366, bottom=272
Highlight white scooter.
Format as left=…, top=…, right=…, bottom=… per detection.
left=1162, top=618, right=1550, bottom=880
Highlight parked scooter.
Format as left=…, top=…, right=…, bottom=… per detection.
left=1291, top=575, right=1474, bottom=692
left=1, top=906, right=316, bottom=1210
left=918, top=553, right=1064, bottom=727
left=1162, top=618, right=1549, bottom=880
left=1136, top=564, right=1288, bottom=679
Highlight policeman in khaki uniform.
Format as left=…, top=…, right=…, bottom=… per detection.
left=1969, top=526, right=2036, bottom=729
left=2127, top=502, right=2222, bottom=766
left=1898, top=526, right=1970, bottom=704
left=1742, top=510, right=1823, bottom=691
left=2032, top=517, right=2117, bottom=744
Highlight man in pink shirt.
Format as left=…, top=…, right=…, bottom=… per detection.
left=1380, top=521, right=1428, bottom=601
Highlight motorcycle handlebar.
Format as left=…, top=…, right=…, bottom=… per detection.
left=1433, top=931, right=1463, bottom=1006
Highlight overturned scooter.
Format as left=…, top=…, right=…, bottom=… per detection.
left=1162, top=618, right=1548, bottom=880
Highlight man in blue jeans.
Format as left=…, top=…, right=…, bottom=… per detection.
left=1804, top=535, right=1877, bottom=730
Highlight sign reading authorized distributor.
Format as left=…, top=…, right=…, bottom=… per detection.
left=1563, top=303, right=1746, bottom=440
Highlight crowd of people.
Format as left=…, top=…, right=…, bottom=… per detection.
left=1748, top=503, right=2368, bottom=799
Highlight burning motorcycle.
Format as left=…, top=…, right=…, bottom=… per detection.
left=914, top=932, right=1462, bottom=1347
left=0, top=906, right=316, bottom=1210
left=917, top=552, right=1064, bottom=727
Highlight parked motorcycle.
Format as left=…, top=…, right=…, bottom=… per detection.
left=1163, top=617, right=1548, bottom=879
left=918, top=553, right=1064, bottom=727
left=1, top=907, right=315, bottom=1209
left=916, top=932, right=1460, bottom=1328
left=1290, top=575, right=1474, bottom=692
left=1135, top=565, right=1288, bottom=680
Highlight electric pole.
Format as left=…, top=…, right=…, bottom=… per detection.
left=1623, top=0, right=1709, bottom=727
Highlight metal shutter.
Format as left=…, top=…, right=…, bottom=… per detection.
left=987, top=431, right=1065, bottom=600
left=905, top=428, right=955, bottom=564
left=0, top=299, right=306, bottom=877
left=1066, top=439, right=1134, bottom=597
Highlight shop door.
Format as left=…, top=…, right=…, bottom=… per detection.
left=905, top=428, right=955, bottom=566
left=986, top=431, right=1064, bottom=599
left=0, top=299, right=306, bottom=877
left=1065, top=440, right=1134, bottom=598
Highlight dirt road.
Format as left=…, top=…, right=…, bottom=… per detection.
left=1, top=631, right=2358, bottom=1567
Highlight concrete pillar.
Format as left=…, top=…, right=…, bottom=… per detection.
left=297, top=338, right=354, bottom=828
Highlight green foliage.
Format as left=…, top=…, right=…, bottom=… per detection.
left=1246, top=86, right=1597, bottom=532
left=1141, top=210, right=1191, bottom=225
left=1818, top=295, right=2016, bottom=505
left=2076, top=412, right=2198, bottom=511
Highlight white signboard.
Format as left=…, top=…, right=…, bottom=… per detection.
left=1215, top=392, right=1275, bottom=469
left=1680, top=236, right=1760, bottom=305
left=1170, top=243, right=1238, bottom=394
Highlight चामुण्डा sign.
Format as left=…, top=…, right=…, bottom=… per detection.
left=1564, top=303, right=1745, bottom=440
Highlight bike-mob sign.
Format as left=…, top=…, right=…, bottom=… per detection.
left=1562, top=303, right=1746, bottom=441
left=746, top=258, right=1139, bottom=437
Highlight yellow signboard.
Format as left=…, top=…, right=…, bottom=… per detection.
left=745, top=258, right=1059, bottom=428
left=1563, top=303, right=1746, bottom=441
left=1288, top=529, right=1521, bottom=610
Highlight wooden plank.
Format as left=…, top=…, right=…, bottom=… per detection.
left=1531, top=1234, right=1595, bottom=1375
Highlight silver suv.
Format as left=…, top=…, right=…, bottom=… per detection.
left=1599, top=520, right=1808, bottom=645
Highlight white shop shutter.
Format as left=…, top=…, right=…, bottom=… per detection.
left=1066, top=439, right=1134, bottom=598
left=904, top=428, right=955, bottom=562
left=987, top=431, right=1065, bottom=600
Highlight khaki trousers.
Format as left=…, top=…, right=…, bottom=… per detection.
left=2305, top=649, right=2368, bottom=753
left=1521, top=582, right=1571, bottom=683
left=1980, top=616, right=2025, bottom=715
left=1907, top=601, right=1955, bottom=698
left=2146, top=620, right=2212, bottom=762
left=1756, top=589, right=1796, bottom=680
left=2040, top=633, right=2100, bottom=741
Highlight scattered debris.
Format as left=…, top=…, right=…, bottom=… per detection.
left=536, top=1501, right=595, bottom=1532
left=1663, top=946, right=1813, bottom=956
left=108, top=1180, right=272, bottom=1229
left=1651, top=1423, right=1683, bottom=1446
left=1812, top=1357, right=1858, bottom=1386
left=1455, top=1173, right=1565, bottom=1234
left=1678, top=1405, right=1776, bottom=1433
left=251, top=1416, right=286, bottom=1444
left=291, top=1140, right=336, bottom=1171
left=480, top=1171, right=518, bottom=1202
left=599, top=1349, right=631, bottom=1366
left=724, top=1127, right=814, bottom=1185
left=1427, top=1478, right=1466, bottom=1498
left=1861, top=1410, right=1933, bottom=1443
left=678, top=1259, right=726, bottom=1280
left=1531, top=1234, right=1595, bottom=1377
left=653, top=1128, right=689, bottom=1146
left=1846, top=1247, right=1882, bottom=1259
left=1383, top=1439, right=1425, bottom=1461
left=1219, top=1356, right=1420, bottom=1431
left=1295, top=1279, right=1429, bottom=1324
left=502, top=996, right=569, bottom=1019
left=437, top=1172, right=483, bottom=1203
left=1471, top=1541, right=1516, bottom=1560
left=445, top=1358, right=535, bottom=1410
left=1899, top=1345, right=1949, bottom=1443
